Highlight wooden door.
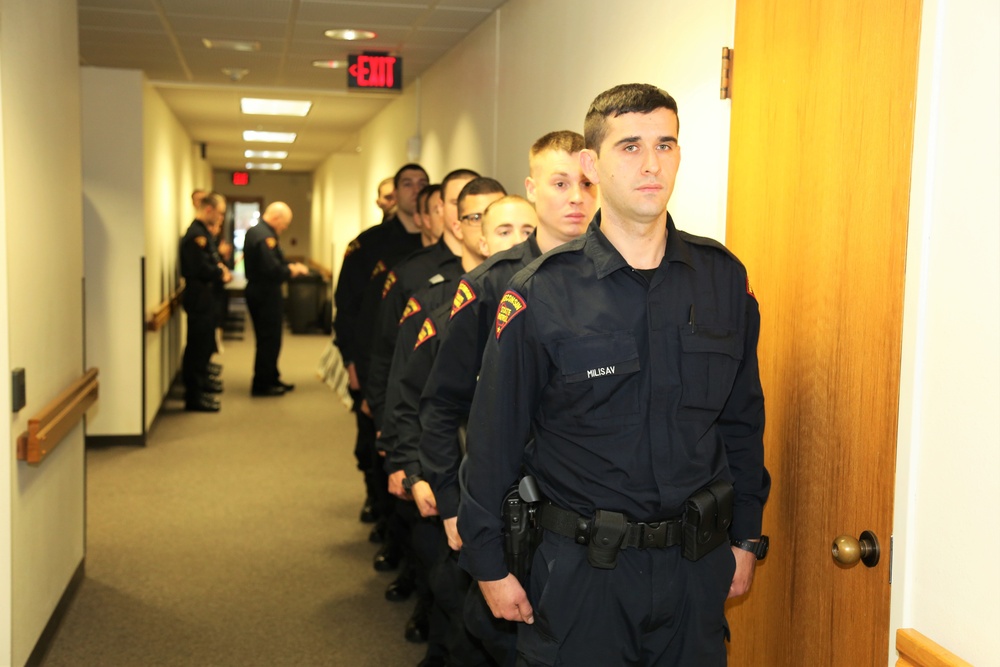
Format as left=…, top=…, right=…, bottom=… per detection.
left=723, top=0, right=922, bottom=664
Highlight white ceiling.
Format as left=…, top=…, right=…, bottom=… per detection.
left=78, top=0, right=507, bottom=172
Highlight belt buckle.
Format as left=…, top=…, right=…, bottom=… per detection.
left=640, top=521, right=666, bottom=548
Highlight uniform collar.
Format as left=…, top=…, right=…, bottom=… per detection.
left=526, top=231, right=542, bottom=259
left=589, top=210, right=693, bottom=279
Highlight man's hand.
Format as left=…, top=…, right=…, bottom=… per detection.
left=443, top=517, right=463, bottom=551
left=387, top=470, right=409, bottom=500
left=289, top=262, right=310, bottom=277
left=411, top=481, right=438, bottom=517
left=219, top=263, right=233, bottom=283
left=360, top=399, right=372, bottom=417
left=347, top=363, right=360, bottom=391
left=479, top=574, right=534, bottom=624
left=728, top=546, right=757, bottom=598
left=217, top=240, right=233, bottom=261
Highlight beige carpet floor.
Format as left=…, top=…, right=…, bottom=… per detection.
left=41, top=321, right=425, bottom=666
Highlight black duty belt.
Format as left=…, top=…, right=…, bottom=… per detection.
left=537, top=501, right=683, bottom=550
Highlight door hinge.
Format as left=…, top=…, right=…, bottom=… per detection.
left=889, top=534, right=894, bottom=584
left=721, top=47, right=733, bottom=100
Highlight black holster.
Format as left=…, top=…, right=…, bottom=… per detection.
left=501, top=477, right=542, bottom=586
left=681, top=479, right=734, bottom=561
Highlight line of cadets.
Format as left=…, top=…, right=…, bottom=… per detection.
left=333, top=131, right=598, bottom=667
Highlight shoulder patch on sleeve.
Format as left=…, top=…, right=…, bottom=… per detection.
left=399, top=297, right=422, bottom=325
left=345, top=239, right=361, bottom=257
left=265, top=237, right=277, bottom=249
left=370, top=260, right=387, bottom=279
left=381, top=271, right=397, bottom=299
left=450, top=280, right=477, bottom=319
left=495, top=290, right=527, bottom=340
left=746, top=275, right=756, bottom=299
left=194, top=236, right=207, bottom=247
left=414, top=317, right=437, bottom=349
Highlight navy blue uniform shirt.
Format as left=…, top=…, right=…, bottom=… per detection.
left=418, top=235, right=542, bottom=519
left=365, top=236, right=461, bottom=428
left=243, top=220, right=289, bottom=297
left=333, top=216, right=422, bottom=367
left=458, top=213, right=770, bottom=581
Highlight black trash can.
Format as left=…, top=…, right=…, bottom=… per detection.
left=286, top=272, right=327, bottom=334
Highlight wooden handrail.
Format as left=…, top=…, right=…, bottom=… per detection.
left=16, top=368, right=99, bottom=465
left=897, top=629, right=974, bottom=667
left=147, top=285, right=185, bottom=332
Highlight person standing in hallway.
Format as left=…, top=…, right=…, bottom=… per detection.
left=459, top=84, right=770, bottom=666
left=376, top=176, right=397, bottom=223
left=244, top=201, right=309, bottom=396
left=180, top=192, right=231, bottom=412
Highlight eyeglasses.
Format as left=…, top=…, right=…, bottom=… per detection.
left=459, top=212, right=483, bottom=224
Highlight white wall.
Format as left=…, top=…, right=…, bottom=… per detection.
left=314, top=0, right=737, bottom=292
left=144, top=81, right=211, bottom=429
left=890, top=0, right=1000, bottom=664
left=82, top=68, right=145, bottom=435
left=312, top=153, right=361, bottom=284
left=1, top=0, right=86, bottom=663
left=0, top=31, right=11, bottom=665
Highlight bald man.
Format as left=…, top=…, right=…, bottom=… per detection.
left=244, top=202, right=309, bottom=396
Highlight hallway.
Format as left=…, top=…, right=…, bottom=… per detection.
left=41, top=328, right=423, bottom=666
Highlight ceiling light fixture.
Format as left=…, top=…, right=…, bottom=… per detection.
left=312, top=59, right=348, bottom=69
left=203, top=38, right=261, bottom=52
left=246, top=162, right=283, bottom=171
left=241, top=98, right=312, bottom=117
left=245, top=150, right=288, bottom=159
left=325, top=29, right=377, bottom=41
left=222, top=68, right=249, bottom=82
left=243, top=130, right=297, bottom=144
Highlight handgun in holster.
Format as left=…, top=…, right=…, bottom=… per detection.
left=501, top=476, right=542, bottom=587
left=682, top=479, right=734, bottom=561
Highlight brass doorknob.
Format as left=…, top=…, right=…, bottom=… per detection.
left=832, top=530, right=880, bottom=567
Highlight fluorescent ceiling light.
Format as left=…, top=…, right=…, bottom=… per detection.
left=245, top=150, right=288, bottom=159
left=325, top=29, right=376, bottom=41
left=243, top=130, right=296, bottom=143
left=202, top=38, right=261, bottom=52
left=246, top=162, right=283, bottom=171
left=312, top=59, right=348, bottom=69
left=241, top=98, right=312, bottom=117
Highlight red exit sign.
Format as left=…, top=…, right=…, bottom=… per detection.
left=347, top=53, right=401, bottom=90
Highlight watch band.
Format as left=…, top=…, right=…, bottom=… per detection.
left=731, top=536, right=769, bottom=560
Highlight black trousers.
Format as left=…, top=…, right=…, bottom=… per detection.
left=246, top=290, right=283, bottom=390
left=182, top=307, right=215, bottom=400
left=515, top=534, right=735, bottom=666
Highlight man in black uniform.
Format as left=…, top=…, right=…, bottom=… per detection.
left=458, top=84, right=771, bottom=665
left=180, top=192, right=231, bottom=412
left=243, top=201, right=309, bottom=396
left=333, top=166, right=427, bottom=528
left=416, top=132, right=596, bottom=666
left=419, top=130, right=597, bottom=553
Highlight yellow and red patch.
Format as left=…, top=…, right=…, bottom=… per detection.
left=495, top=290, right=527, bottom=339
left=414, top=318, right=437, bottom=349
left=370, top=260, right=387, bottom=279
left=746, top=276, right=756, bottom=299
left=381, top=271, right=397, bottom=299
left=450, top=280, right=477, bottom=319
left=399, top=297, right=422, bottom=326
left=194, top=236, right=207, bottom=248
left=265, top=237, right=277, bottom=249
left=345, top=239, right=361, bottom=257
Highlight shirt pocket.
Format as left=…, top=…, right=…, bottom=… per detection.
left=555, top=331, right=641, bottom=420
left=678, top=325, right=744, bottom=414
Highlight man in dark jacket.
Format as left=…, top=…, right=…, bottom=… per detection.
left=180, top=192, right=231, bottom=411
left=244, top=201, right=309, bottom=396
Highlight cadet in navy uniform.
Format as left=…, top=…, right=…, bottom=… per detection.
left=333, top=168, right=425, bottom=526
left=243, top=201, right=309, bottom=396
left=458, top=85, right=771, bottom=665
left=180, top=192, right=231, bottom=412
left=419, top=130, right=597, bottom=553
